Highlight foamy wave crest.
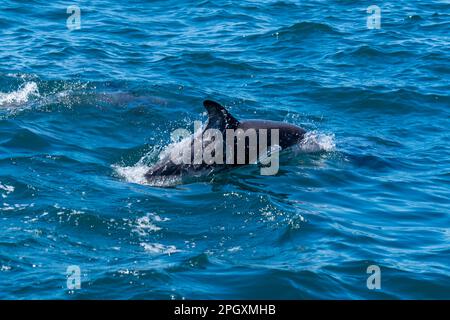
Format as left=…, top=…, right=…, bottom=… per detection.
left=0, top=82, right=39, bottom=107
left=296, top=131, right=336, bottom=153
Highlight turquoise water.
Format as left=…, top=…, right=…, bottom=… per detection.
left=0, top=0, right=449, bottom=299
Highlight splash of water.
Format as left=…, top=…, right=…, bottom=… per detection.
left=296, top=131, right=336, bottom=153
left=113, top=163, right=151, bottom=185
left=0, top=82, right=39, bottom=107
left=113, top=126, right=205, bottom=187
left=113, top=147, right=184, bottom=187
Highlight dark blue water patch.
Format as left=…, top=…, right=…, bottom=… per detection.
left=1, top=128, right=53, bottom=150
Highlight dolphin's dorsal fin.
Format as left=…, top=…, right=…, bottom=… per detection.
left=203, top=100, right=239, bottom=131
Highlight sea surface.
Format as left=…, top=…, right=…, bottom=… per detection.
left=0, top=0, right=449, bottom=299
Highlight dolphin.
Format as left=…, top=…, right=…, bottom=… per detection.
left=145, top=100, right=306, bottom=182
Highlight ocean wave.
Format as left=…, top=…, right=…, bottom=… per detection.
left=1, top=128, right=51, bottom=150
left=332, top=45, right=413, bottom=60
left=277, top=21, right=341, bottom=35
left=305, top=86, right=449, bottom=114
left=244, top=21, right=341, bottom=44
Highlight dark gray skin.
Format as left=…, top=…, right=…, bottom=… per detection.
left=145, top=100, right=306, bottom=181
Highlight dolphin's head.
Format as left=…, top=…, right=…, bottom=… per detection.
left=278, top=123, right=306, bottom=149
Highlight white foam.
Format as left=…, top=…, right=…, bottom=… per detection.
left=113, top=162, right=182, bottom=187
left=117, top=269, right=139, bottom=276
left=113, top=146, right=159, bottom=184
left=133, top=215, right=161, bottom=236
left=113, top=163, right=150, bottom=185
left=0, top=82, right=39, bottom=107
left=227, top=246, right=242, bottom=253
left=0, top=265, right=11, bottom=272
left=0, top=182, right=15, bottom=198
left=296, top=131, right=336, bottom=153
left=140, top=242, right=180, bottom=255
left=1, top=202, right=32, bottom=211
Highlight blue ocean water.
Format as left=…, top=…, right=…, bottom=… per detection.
left=0, top=0, right=449, bottom=299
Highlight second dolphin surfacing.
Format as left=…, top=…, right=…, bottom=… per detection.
left=145, top=100, right=306, bottom=183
